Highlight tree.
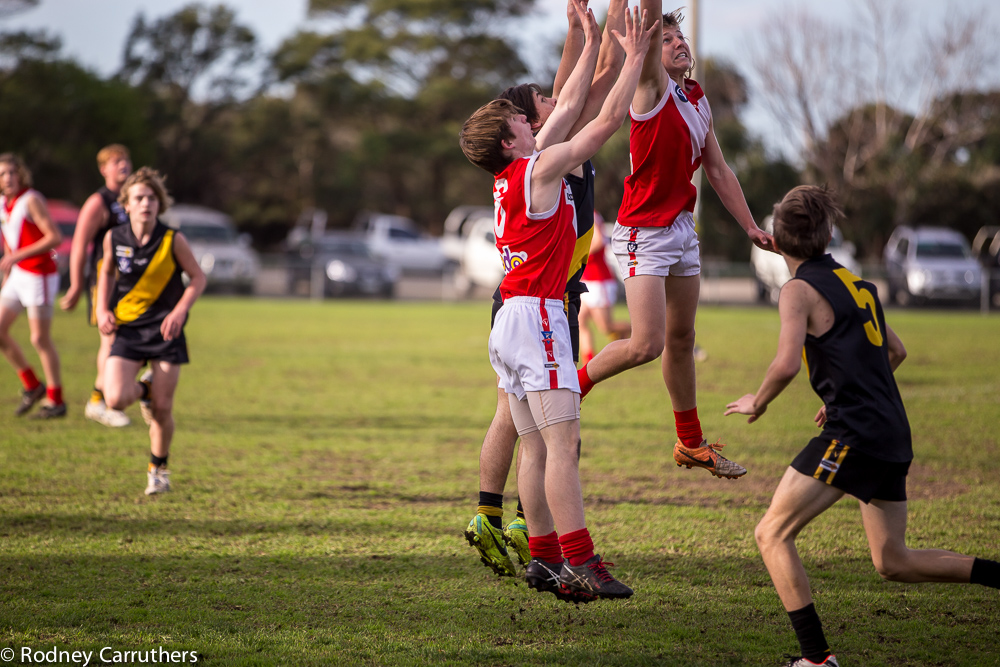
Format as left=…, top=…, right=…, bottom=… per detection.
left=270, top=0, right=534, bottom=231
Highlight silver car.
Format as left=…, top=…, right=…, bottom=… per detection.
left=161, top=204, right=260, bottom=294
left=884, top=226, right=981, bottom=306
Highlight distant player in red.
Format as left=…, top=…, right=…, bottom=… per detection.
left=725, top=186, right=1000, bottom=667
left=60, top=144, right=133, bottom=427
left=0, top=153, right=66, bottom=418
left=577, top=2, right=773, bottom=480
left=578, top=212, right=630, bottom=364
left=460, top=5, right=655, bottom=602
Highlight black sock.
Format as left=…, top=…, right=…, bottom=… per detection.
left=478, top=491, right=503, bottom=529
left=150, top=454, right=168, bottom=468
left=788, top=603, right=830, bottom=664
left=516, top=499, right=525, bottom=521
left=971, top=558, right=1000, bottom=589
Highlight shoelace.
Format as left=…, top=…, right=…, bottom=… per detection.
left=587, top=559, right=616, bottom=583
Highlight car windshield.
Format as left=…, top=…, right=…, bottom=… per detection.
left=319, top=239, right=372, bottom=257
left=181, top=224, right=237, bottom=243
left=915, top=241, right=969, bottom=259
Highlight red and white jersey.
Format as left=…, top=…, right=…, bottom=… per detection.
left=0, top=188, right=57, bottom=275
left=618, top=78, right=712, bottom=228
left=582, top=221, right=614, bottom=282
left=494, top=153, right=578, bottom=301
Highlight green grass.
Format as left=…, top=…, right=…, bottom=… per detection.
left=1, top=299, right=999, bottom=666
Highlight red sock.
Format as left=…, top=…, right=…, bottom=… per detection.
left=528, top=531, right=562, bottom=563
left=675, top=407, right=703, bottom=448
left=559, top=527, right=595, bottom=567
left=578, top=364, right=595, bottom=399
left=17, top=367, right=40, bottom=391
left=47, top=386, right=63, bottom=405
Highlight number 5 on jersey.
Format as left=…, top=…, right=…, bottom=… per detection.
left=833, top=268, right=884, bottom=347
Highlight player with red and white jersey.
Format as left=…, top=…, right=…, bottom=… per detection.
left=576, top=2, right=775, bottom=481
left=579, top=214, right=631, bottom=364
left=0, top=153, right=66, bottom=418
left=460, top=5, right=655, bottom=603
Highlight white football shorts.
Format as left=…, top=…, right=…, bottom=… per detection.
left=580, top=279, right=618, bottom=309
left=489, top=296, right=580, bottom=402
left=612, top=210, right=700, bottom=278
left=0, top=265, right=58, bottom=317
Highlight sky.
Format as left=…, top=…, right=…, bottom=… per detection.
left=3, top=0, right=999, bottom=158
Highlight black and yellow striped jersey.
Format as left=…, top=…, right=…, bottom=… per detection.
left=565, top=160, right=596, bottom=297
left=109, top=221, right=185, bottom=329
left=794, top=254, right=912, bottom=463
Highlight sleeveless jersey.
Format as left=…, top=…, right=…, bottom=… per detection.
left=87, top=186, right=131, bottom=285
left=794, top=254, right=912, bottom=462
left=618, top=79, right=711, bottom=228
left=0, top=188, right=58, bottom=275
left=582, top=221, right=614, bottom=282
left=494, top=153, right=577, bottom=301
left=109, top=221, right=186, bottom=329
left=564, top=160, right=596, bottom=296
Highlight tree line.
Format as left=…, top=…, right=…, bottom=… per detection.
left=1, top=0, right=997, bottom=260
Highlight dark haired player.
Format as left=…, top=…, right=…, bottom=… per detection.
left=725, top=185, right=1000, bottom=667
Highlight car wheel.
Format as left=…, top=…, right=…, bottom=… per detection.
left=755, top=279, right=769, bottom=304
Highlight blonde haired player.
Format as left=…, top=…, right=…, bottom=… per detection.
left=95, top=167, right=205, bottom=495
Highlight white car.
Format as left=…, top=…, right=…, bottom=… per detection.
left=884, top=226, right=981, bottom=306
left=161, top=204, right=260, bottom=294
left=453, top=214, right=505, bottom=294
left=751, top=215, right=861, bottom=304
left=354, top=213, right=450, bottom=275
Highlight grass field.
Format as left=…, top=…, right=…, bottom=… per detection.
left=1, top=298, right=999, bottom=666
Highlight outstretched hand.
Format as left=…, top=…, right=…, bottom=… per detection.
left=612, top=6, right=657, bottom=60
left=725, top=394, right=766, bottom=424
left=568, top=0, right=600, bottom=44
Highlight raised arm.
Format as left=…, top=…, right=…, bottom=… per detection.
left=535, top=0, right=602, bottom=150
left=530, top=7, right=656, bottom=210
left=633, top=0, right=667, bottom=113
left=552, top=0, right=586, bottom=98
left=701, top=122, right=774, bottom=252
left=566, top=0, right=629, bottom=139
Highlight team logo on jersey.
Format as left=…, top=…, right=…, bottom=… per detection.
left=544, top=362, right=560, bottom=369
left=675, top=84, right=688, bottom=103
left=118, top=256, right=132, bottom=273
left=115, top=245, right=134, bottom=273
left=500, top=245, right=527, bottom=274
left=541, top=330, right=553, bottom=341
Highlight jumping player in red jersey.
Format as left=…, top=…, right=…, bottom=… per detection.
left=464, top=0, right=632, bottom=579
left=0, top=153, right=66, bottom=418
left=60, top=144, right=134, bottom=427
left=578, top=212, right=630, bottom=364
left=576, top=2, right=774, bottom=480
left=460, top=5, right=655, bottom=602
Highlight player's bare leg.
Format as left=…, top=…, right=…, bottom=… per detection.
left=464, top=386, right=519, bottom=576
left=755, top=467, right=845, bottom=611
left=583, top=274, right=666, bottom=383
left=0, top=305, right=33, bottom=378
left=27, top=315, right=60, bottom=394
left=661, top=275, right=698, bottom=410
left=859, top=499, right=974, bottom=583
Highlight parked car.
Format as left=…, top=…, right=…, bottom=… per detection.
left=441, top=205, right=492, bottom=265
left=884, top=226, right=981, bottom=306
left=751, top=215, right=861, bottom=304
left=289, top=232, right=398, bottom=298
left=160, top=204, right=260, bottom=294
left=972, top=225, right=1000, bottom=307
left=353, top=212, right=450, bottom=275
left=453, top=214, right=504, bottom=294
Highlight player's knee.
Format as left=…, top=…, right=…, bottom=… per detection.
left=628, top=338, right=662, bottom=365
left=871, top=549, right=909, bottom=582
left=104, top=386, right=127, bottom=410
left=754, top=519, right=775, bottom=551
left=150, top=399, right=173, bottom=423
left=665, top=327, right=696, bottom=354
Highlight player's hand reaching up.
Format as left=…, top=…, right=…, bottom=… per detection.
left=568, top=0, right=601, bottom=46
left=725, top=394, right=766, bottom=424
left=612, top=5, right=658, bottom=62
